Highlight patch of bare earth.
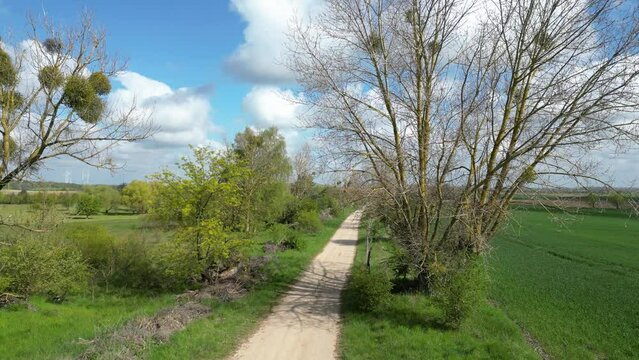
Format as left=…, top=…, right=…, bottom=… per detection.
left=229, top=212, right=361, bottom=360
left=78, top=301, right=211, bottom=359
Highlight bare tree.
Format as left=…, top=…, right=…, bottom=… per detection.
left=291, top=143, right=316, bottom=197
left=0, top=13, right=153, bottom=191
left=289, top=0, right=639, bottom=287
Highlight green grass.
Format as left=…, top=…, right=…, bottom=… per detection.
left=490, top=210, right=639, bottom=359
left=339, top=222, right=538, bottom=360
left=0, top=208, right=351, bottom=359
left=0, top=204, right=145, bottom=238
left=145, top=213, right=350, bottom=359
left=0, top=292, right=174, bottom=359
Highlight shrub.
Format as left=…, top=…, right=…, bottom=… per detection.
left=109, top=235, right=158, bottom=290
left=431, top=256, right=487, bottom=329
left=151, top=239, right=201, bottom=291
left=0, top=236, right=89, bottom=300
left=269, top=223, right=305, bottom=250
left=64, top=225, right=117, bottom=286
left=76, top=194, right=102, bottom=218
left=344, top=264, right=392, bottom=312
left=64, top=225, right=174, bottom=291
left=385, top=245, right=412, bottom=279
left=295, top=209, right=323, bottom=233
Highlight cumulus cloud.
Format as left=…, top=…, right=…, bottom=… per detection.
left=109, top=71, right=215, bottom=149
left=227, top=0, right=324, bottom=84
left=241, top=86, right=308, bottom=152
left=242, top=86, right=303, bottom=128
left=37, top=71, right=221, bottom=184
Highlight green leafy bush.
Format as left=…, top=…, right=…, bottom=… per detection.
left=151, top=239, right=202, bottom=291
left=269, top=223, right=305, bottom=250
left=431, top=257, right=487, bottom=329
left=385, top=245, right=412, bottom=279
left=344, top=264, right=392, bottom=312
left=64, top=225, right=117, bottom=285
left=0, top=236, right=89, bottom=300
left=76, top=193, right=102, bottom=218
left=108, top=235, right=157, bottom=290
left=295, top=209, right=323, bottom=233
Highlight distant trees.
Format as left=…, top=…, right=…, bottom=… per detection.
left=607, top=192, right=627, bottom=210
left=76, top=194, right=101, bottom=219
left=122, top=180, right=154, bottom=214
left=233, top=127, right=292, bottom=232
left=88, top=186, right=121, bottom=214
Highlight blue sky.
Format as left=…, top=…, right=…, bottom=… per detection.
left=0, top=0, right=309, bottom=184
left=1, top=0, right=638, bottom=186
left=1, top=0, right=247, bottom=130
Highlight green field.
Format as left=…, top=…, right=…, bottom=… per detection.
left=3, top=204, right=637, bottom=359
left=340, top=209, right=639, bottom=360
left=339, top=224, right=538, bottom=360
left=0, top=208, right=350, bottom=359
left=0, top=292, right=175, bottom=359
left=490, top=209, right=639, bottom=359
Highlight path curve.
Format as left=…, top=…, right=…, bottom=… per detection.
left=230, top=211, right=361, bottom=360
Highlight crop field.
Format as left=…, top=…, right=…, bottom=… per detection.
left=339, top=208, right=639, bottom=360
left=489, top=209, right=639, bottom=359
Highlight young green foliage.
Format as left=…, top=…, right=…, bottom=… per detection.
left=232, top=127, right=292, bottom=232
left=149, top=146, right=250, bottom=283
left=122, top=180, right=154, bottom=214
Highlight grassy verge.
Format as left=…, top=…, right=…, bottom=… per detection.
left=0, top=211, right=350, bottom=359
left=339, top=222, right=538, bottom=360
left=490, top=210, right=639, bottom=359
left=144, top=212, right=351, bottom=359
left=0, top=292, right=175, bottom=359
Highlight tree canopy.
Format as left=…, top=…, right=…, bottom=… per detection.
left=232, top=127, right=292, bottom=232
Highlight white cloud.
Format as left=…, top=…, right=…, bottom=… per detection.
left=242, top=85, right=303, bottom=128
left=242, top=86, right=310, bottom=153
left=35, top=71, right=221, bottom=184
left=227, top=0, right=324, bottom=84
left=109, top=71, right=215, bottom=148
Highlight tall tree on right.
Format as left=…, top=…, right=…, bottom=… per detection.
left=289, top=0, right=639, bottom=288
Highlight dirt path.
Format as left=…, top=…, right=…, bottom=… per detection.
left=229, top=211, right=361, bottom=360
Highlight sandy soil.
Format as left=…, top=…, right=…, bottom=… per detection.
left=229, top=211, right=361, bottom=360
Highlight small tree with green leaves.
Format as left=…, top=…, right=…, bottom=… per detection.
left=149, top=146, right=250, bottom=283
left=232, top=127, right=292, bottom=232
left=122, top=180, right=154, bottom=214
left=76, top=194, right=101, bottom=219
left=88, top=186, right=121, bottom=214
